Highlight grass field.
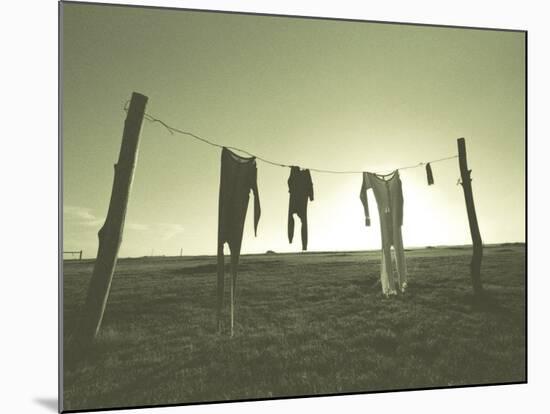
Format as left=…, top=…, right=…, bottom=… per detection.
left=63, top=244, right=526, bottom=411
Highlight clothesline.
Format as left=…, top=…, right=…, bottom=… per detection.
left=124, top=102, right=459, bottom=174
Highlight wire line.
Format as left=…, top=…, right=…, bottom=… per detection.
left=127, top=103, right=458, bottom=174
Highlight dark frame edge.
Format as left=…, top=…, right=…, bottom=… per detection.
left=58, top=1, right=64, bottom=413
left=60, top=380, right=527, bottom=413
left=58, top=0, right=527, bottom=34
left=524, top=30, right=529, bottom=383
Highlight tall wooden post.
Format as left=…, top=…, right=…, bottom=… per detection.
left=457, top=138, right=483, bottom=295
left=78, top=92, right=148, bottom=343
left=79, top=250, right=82, bottom=261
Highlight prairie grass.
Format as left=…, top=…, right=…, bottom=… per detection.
left=63, top=245, right=525, bottom=411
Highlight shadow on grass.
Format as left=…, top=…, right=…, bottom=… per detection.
left=33, top=397, right=57, bottom=412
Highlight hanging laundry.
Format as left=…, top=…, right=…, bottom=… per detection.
left=360, top=170, right=407, bottom=295
left=287, top=166, right=314, bottom=250
left=216, top=147, right=260, bottom=332
left=426, top=162, right=435, bottom=185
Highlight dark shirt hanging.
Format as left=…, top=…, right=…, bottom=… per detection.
left=287, top=166, right=314, bottom=250
left=216, top=147, right=260, bottom=328
left=426, top=162, right=434, bottom=185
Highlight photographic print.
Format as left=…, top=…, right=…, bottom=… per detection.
left=60, top=2, right=526, bottom=412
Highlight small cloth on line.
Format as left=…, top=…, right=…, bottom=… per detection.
left=426, top=162, right=434, bottom=185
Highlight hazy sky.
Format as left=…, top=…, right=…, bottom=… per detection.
left=62, top=3, right=525, bottom=258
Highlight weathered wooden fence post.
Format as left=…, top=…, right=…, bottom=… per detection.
left=78, top=92, right=148, bottom=343
left=79, top=250, right=82, bottom=261
left=457, top=137, right=483, bottom=296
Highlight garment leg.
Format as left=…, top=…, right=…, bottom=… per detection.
left=380, top=248, right=388, bottom=294
left=216, top=243, right=225, bottom=333
left=230, top=250, right=240, bottom=337
left=379, top=210, right=396, bottom=295
left=381, top=241, right=394, bottom=295
left=391, top=248, right=400, bottom=292
left=288, top=211, right=295, bottom=244
left=394, top=228, right=407, bottom=292
left=300, top=213, right=308, bottom=251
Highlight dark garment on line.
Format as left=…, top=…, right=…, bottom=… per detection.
left=426, top=163, right=434, bottom=185
left=287, top=166, right=314, bottom=250
left=217, top=147, right=260, bottom=321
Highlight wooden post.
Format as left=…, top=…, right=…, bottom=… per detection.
left=78, top=92, right=148, bottom=343
left=457, top=138, right=483, bottom=295
left=79, top=250, right=82, bottom=261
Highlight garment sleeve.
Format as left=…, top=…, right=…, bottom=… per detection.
left=359, top=172, right=371, bottom=226
left=306, top=169, right=314, bottom=201
left=397, top=176, right=404, bottom=227
left=252, top=164, right=261, bottom=236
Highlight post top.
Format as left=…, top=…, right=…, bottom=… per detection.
left=130, top=92, right=149, bottom=104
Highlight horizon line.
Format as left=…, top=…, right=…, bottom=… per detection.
left=63, top=241, right=526, bottom=261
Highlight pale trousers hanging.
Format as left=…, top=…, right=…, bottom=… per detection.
left=360, top=170, right=407, bottom=295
